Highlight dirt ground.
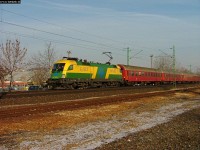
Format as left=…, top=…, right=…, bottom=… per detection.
left=96, top=107, right=200, bottom=150
left=0, top=89, right=200, bottom=149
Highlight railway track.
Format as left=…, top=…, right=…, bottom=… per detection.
left=1, top=84, right=198, bottom=99
left=0, top=87, right=198, bottom=119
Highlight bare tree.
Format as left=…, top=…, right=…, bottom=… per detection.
left=154, top=56, right=196, bottom=74
left=31, top=69, right=48, bottom=85
left=196, top=67, right=200, bottom=75
left=153, top=55, right=173, bottom=72
left=30, top=42, right=57, bottom=85
left=0, top=64, right=8, bottom=88
left=176, top=66, right=190, bottom=74
left=0, top=39, right=27, bottom=90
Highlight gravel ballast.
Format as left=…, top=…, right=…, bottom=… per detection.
left=96, top=107, right=200, bottom=150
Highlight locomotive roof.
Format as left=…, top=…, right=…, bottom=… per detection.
left=56, top=58, right=118, bottom=68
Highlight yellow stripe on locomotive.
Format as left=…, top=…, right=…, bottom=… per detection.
left=50, top=58, right=122, bottom=80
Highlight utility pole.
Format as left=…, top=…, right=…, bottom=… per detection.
left=67, top=51, right=71, bottom=57
left=172, top=45, right=176, bottom=88
left=125, top=47, right=143, bottom=65
left=189, top=64, right=192, bottom=72
left=159, top=47, right=176, bottom=88
left=0, top=5, right=3, bottom=22
left=150, top=55, right=153, bottom=68
left=127, top=47, right=131, bottom=65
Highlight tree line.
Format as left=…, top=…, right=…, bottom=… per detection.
left=0, top=39, right=57, bottom=90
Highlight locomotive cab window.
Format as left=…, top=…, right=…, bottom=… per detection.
left=52, top=63, right=65, bottom=72
left=68, top=65, right=73, bottom=70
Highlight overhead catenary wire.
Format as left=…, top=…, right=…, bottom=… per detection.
left=1, top=8, right=186, bottom=67
left=0, top=20, right=167, bottom=66
left=1, top=8, right=161, bottom=58
left=0, top=20, right=123, bottom=51
left=0, top=30, right=101, bottom=51
left=1, top=8, right=130, bottom=46
left=0, top=29, right=126, bottom=57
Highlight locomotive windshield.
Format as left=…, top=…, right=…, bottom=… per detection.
left=52, top=63, right=65, bottom=72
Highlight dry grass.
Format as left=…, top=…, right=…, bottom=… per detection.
left=0, top=91, right=198, bottom=135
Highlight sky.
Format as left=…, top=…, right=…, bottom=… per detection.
left=0, top=0, right=200, bottom=71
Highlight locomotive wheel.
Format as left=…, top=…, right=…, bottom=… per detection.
left=84, top=83, right=89, bottom=89
left=68, top=85, right=74, bottom=89
left=49, top=85, right=56, bottom=90
left=115, top=82, right=120, bottom=87
left=102, top=83, right=107, bottom=88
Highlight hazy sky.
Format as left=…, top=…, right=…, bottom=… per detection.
left=0, top=0, right=200, bottom=70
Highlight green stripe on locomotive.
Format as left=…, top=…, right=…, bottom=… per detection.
left=66, top=73, right=92, bottom=79
left=51, top=72, right=63, bottom=79
left=108, top=74, right=122, bottom=80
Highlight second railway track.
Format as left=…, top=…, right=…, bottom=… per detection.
left=2, top=84, right=199, bottom=99
left=0, top=86, right=199, bottom=119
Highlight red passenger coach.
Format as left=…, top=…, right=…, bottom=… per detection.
left=118, top=64, right=163, bottom=85
left=118, top=64, right=200, bottom=85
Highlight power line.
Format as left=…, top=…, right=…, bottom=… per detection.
left=0, top=20, right=123, bottom=51
left=1, top=8, right=128, bottom=46
left=1, top=9, right=165, bottom=62
left=0, top=30, right=107, bottom=51
left=0, top=29, right=126, bottom=57
left=3, top=9, right=183, bottom=66
left=0, top=18, right=127, bottom=57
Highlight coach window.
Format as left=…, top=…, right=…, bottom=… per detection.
left=131, top=71, right=134, bottom=76
left=141, top=72, right=144, bottom=76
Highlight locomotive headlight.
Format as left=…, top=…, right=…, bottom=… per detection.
left=62, top=74, right=65, bottom=78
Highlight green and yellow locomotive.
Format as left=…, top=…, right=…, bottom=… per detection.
left=47, top=57, right=122, bottom=89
